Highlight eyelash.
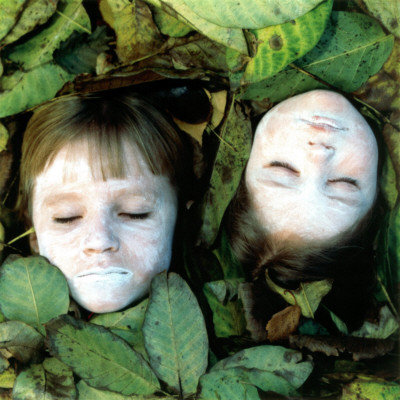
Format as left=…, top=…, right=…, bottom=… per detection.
left=328, top=177, right=359, bottom=187
left=54, top=216, right=81, bottom=224
left=269, top=161, right=299, bottom=174
left=53, top=213, right=150, bottom=224
left=119, top=213, right=150, bottom=220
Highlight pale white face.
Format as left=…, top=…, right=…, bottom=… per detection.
left=245, top=90, right=378, bottom=243
left=31, top=143, right=178, bottom=313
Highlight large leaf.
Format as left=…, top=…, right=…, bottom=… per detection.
left=151, top=5, right=193, bottom=38
left=0, top=0, right=27, bottom=41
left=99, top=0, right=163, bottom=64
left=0, top=62, right=74, bottom=118
left=0, top=255, right=69, bottom=335
left=91, top=299, right=148, bottom=358
left=12, top=358, right=76, bottom=400
left=144, top=0, right=248, bottom=54
left=6, top=0, right=90, bottom=70
left=0, top=0, right=59, bottom=47
left=241, top=0, right=332, bottom=84
left=0, top=367, right=16, bottom=389
left=45, top=315, right=160, bottom=396
left=199, top=345, right=313, bottom=398
left=0, top=321, right=43, bottom=363
left=342, top=376, right=400, bottom=399
left=242, top=11, right=394, bottom=101
left=143, top=272, right=208, bottom=398
left=182, top=0, right=323, bottom=29
left=77, top=380, right=176, bottom=399
left=197, top=98, right=252, bottom=247
left=203, top=279, right=246, bottom=338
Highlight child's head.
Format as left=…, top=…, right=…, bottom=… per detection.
left=18, top=91, right=186, bottom=313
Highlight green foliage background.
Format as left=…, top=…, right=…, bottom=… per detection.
left=0, top=0, right=399, bottom=398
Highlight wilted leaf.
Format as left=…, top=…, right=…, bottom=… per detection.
left=0, top=367, right=16, bottom=389
left=199, top=345, right=313, bottom=398
left=289, top=335, right=396, bottom=361
left=0, top=321, right=43, bottom=363
left=204, top=279, right=246, bottom=338
left=91, top=299, right=148, bottom=358
left=242, top=11, right=394, bottom=102
left=144, top=0, right=248, bottom=54
left=241, top=0, right=332, bottom=84
left=54, top=26, right=111, bottom=74
left=198, top=99, right=252, bottom=247
left=6, top=0, right=90, bottom=70
left=151, top=5, right=192, bottom=37
left=46, top=315, right=160, bottom=396
left=0, top=0, right=27, bottom=41
left=12, top=358, right=76, bottom=400
left=0, top=62, right=74, bottom=118
left=0, top=0, right=59, bottom=47
left=266, top=305, right=301, bottom=342
left=0, top=255, right=69, bottom=335
left=143, top=272, right=208, bottom=398
left=359, top=0, right=400, bottom=38
left=342, top=376, right=400, bottom=399
left=182, top=0, right=324, bottom=29
left=100, top=0, right=163, bottom=64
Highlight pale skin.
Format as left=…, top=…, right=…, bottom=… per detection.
left=245, top=90, right=378, bottom=243
left=31, top=142, right=178, bottom=313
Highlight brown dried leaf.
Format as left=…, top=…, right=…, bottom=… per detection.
left=289, top=335, right=396, bottom=361
left=266, top=305, right=301, bottom=342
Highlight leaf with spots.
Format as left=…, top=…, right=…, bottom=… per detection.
left=45, top=314, right=160, bottom=396
left=0, top=255, right=69, bottom=335
left=143, top=272, right=208, bottom=398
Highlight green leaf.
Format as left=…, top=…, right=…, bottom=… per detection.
left=362, top=0, right=400, bottom=38
left=7, top=0, right=91, bottom=70
left=197, top=99, right=252, bottom=247
left=0, top=321, right=43, bottom=363
left=0, top=123, right=8, bottom=151
left=45, top=315, right=160, bottom=396
left=0, top=255, right=69, bottom=335
left=100, top=0, right=163, bottom=64
left=0, top=356, right=9, bottom=375
left=0, top=0, right=59, bottom=47
left=342, top=376, right=400, bottom=400
left=12, top=358, right=76, bottom=400
left=199, top=346, right=313, bottom=398
left=91, top=299, right=148, bottom=358
left=77, top=380, right=175, bottom=399
left=381, top=148, right=398, bottom=210
left=242, top=11, right=394, bottom=101
left=0, top=62, right=74, bottom=118
left=0, top=0, right=27, bottom=41
left=0, top=367, right=16, bottom=389
left=151, top=5, right=192, bottom=37
left=241, top=0, right=332, bottom=84
left=144, top=0, right=248, bottom=54
left=203, top=279, right=246, bottom=338
left=181, top=0, right=324, bottom=29
left=143, top=272, right=208, bottom=398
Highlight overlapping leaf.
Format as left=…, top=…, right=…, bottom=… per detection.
left=242, top=11, right=394, bottom=101
left=12, top=358, right=76, bottom=400
left=151, top=5, right=192, bottom=37
left=0, top=256, right=69, bottom=335
left=143, top=272, right=208, bottom=398
left=0, top=0, right=26, bottom=41
left=46, top=315, right=160, bottom=396
left=182, top=0, right=323, bottom=29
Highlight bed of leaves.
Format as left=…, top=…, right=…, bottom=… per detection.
left=0, top=0, right=399, bottom=398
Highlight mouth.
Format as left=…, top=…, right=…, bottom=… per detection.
left=76, top=267, right=132, bottom=279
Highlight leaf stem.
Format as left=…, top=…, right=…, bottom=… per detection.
left=55, top=10, right=91, bottom=34
left=6, top=227, right=35, bottom=246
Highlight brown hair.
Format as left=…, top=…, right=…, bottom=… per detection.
left=17, top=90, right=189, bottom=219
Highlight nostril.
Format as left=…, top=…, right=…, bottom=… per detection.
left=308, top=141, right=315, bottom=146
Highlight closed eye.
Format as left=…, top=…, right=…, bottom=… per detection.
left=53, top=216, right=81, bottom=224
left=119, top=212, right=150, bottom=220
left=328, top=177, right=359, bottom=188
left=268, top=161, right=299, bottom=174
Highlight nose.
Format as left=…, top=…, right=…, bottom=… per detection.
left=306, top=140, right=335, bottom=163
left=82, top=217, right=119, bottom=255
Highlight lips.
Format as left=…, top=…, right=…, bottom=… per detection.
left=76, top=267, right=132, bottom=279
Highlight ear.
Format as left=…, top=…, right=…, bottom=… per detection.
left=29, top=230, right=39, bottom=254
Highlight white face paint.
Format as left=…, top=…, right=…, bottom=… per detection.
left=32, top=143, right=178, bottom=313
left=245, top=90, right=378, bottom=243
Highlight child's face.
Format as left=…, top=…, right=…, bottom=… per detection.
left=31, top=143, right=178, bottom=313
left=245, top=90, right=378, bottom=243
